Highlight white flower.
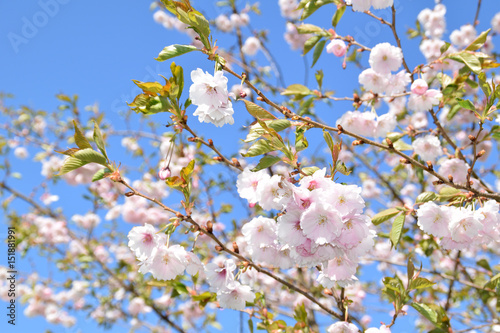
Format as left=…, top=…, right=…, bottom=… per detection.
left=327, top=321, right=359, bottom=333
left=14, top=146, right=28, bottom=159
left=369, top=43, right=403, bottom=74
left=192, top=100, right=234, bottom=127
left=412, top=134, right=443, bottom=161
left=242, top=36, right=261, bottom=56
left=371, top=0, right=393, bottom=10
left=417, top=202, right=451, bottom=238
left=189, top=69, right=229, bottom=107
left=279, top=0, right=301, bottom=20
left=217, top=282, right=255, bottom=310
left=407, top=89, right=442, bottom=112
left=127, top=224, right=165, bottom=260
left=205, top=258, right=237, bottom=292
left=215, top=14, right=233, bottom=32
left=350, top=0, right=371, bottom=12
left=492, top=12, right=500, bottom=34
left=237, top=168, right=270, bottom=204
left=450, top=24, right=477, bottom=48
left=300, top=202, right=343, bottom=245
left=141, top=245, right=187, bottom=281
left=438, top=158, right=469, bottom=184
left=359, top=68, right=388, bottom=94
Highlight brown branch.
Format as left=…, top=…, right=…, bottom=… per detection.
left=473, top=0, right=482, bottom=27
left=444, top=251, right=461, bottom=311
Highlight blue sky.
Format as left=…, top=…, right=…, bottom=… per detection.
left=1, top=0, right=500, bottom=332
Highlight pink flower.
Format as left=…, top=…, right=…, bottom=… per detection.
left=359, top=68, right=388, bottom=94
left=242, top=36, right=261, bottom=56
left=237, top=168, right=270, bottom=204
left=300, top=202, right=343, bottom=245
left=417, top=202, right=451, bottom=238
left=438, top=158, right=469, bottom=184
left=217, top=282, right=255, bottom=310
left=277, top=208, right=307, bottom=247
left=369, top=43, right=403, bottom=74
left=242, top=216, right=277, bottom=248
left=411, top=79, right=429, bottom=95
left=127, top=223, right=165, bottom=260
left=326, top=39, right=347, bottom=57
left=350, top=0, right=371, bottom=12
left=407, top=88, right=442, bottom=112
left=205, top=257, right=237, bottom=292
left=412, top=134, right=443, bottom=161
left=140, top=244, right=187, bottom=281
left=327, top=321, right=359, bottom=333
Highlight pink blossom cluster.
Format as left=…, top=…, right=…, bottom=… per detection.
left=336, top=110, right=397, bottom=139
left=450, top=24, right=477, bottom=48
left=237, top=168, right=375, bottom=287
left=214, top=12, right=250, bottom=32
left=407, top=78, right=442, bottom=112
left=359, top=43, right=410, bottom=95
left=417, top=200, right=500, bottom=250
left=205, top=256, right=256, bottom=310
left=347, top=0, right=393, bottom=12
left=241, top=36, right=261, bottom=56
left=25, top=214, right=70, bottom=244
left=327, top=321, right=391, bottom=333
left=411, top=134, right=443, bottom=162
left=127, top=223, right=204, bottom=281
left=189, top=69, right=235, bottom=127
left=417, top=4, right=446, bottom=39
left=284, top=23, right=311, bottom=50
left=278, top=0, right=301, bottom=20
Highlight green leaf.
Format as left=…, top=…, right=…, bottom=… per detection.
left=91, top=168, right=111, bottom=182
left=466, top=28, right=491, bottom=51
left=180, top=160, right=195, bottom=182
left=248, top=318, right=254, bottom=333
left=334, top=160, right=351, bottom=176
left=410, top=277, right=435, bottom=290
left=245, top=120, right=291, bottom=142
left=132, top=80, right=164, bottom=95
left=412, top=302, right=438, bottom=325
left=332, top=4, right=346, bottom=28
left=281, top=84, right=313, bottom=97
left=58, top=157, right=89, bottom=175
left=440, top=42, right=451, bottom=54
left=477, top=258, right=492, bottom=272
left=315, top=70, right=324, bottom=89
left=300, top=0, right=334, bottom=20
left=72, top=148, right=107, bottom=165
left=372, top=208, right=400, bottom=225
left=303, top=35, right=321, bottom=55
left=242, top=100, right=276, bottom=120
left=438, top=187, right=461, bottom=201
left=393, top=140, right=413, bottom=151
left=311, top=39, right=326, bottom=67
left=296, top=23, right=324, bottom=34
left=72, top=120, right=92, bottom=150
left=416, top=191, right=437, bottom=204
left=251, top=155, right=281, bottom=171
left=155, top=44, right=199, bottom=62
left=302, top=166, right=320, bottom=176
left=242, top=140, right=275, bottom=157
left=456, top=98, right=476, bottom=111
left=448, top=52, right=482, bottom=74
left=390, top=214, right=405, bottom=249
left=93, top=120, right=108, bottom=161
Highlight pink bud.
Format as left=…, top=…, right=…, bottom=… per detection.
left=158, top=165, right=171, bottom=180
left=411, top=78, right=428, bottom=95
left=249, top=203, right=256, bottom=208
